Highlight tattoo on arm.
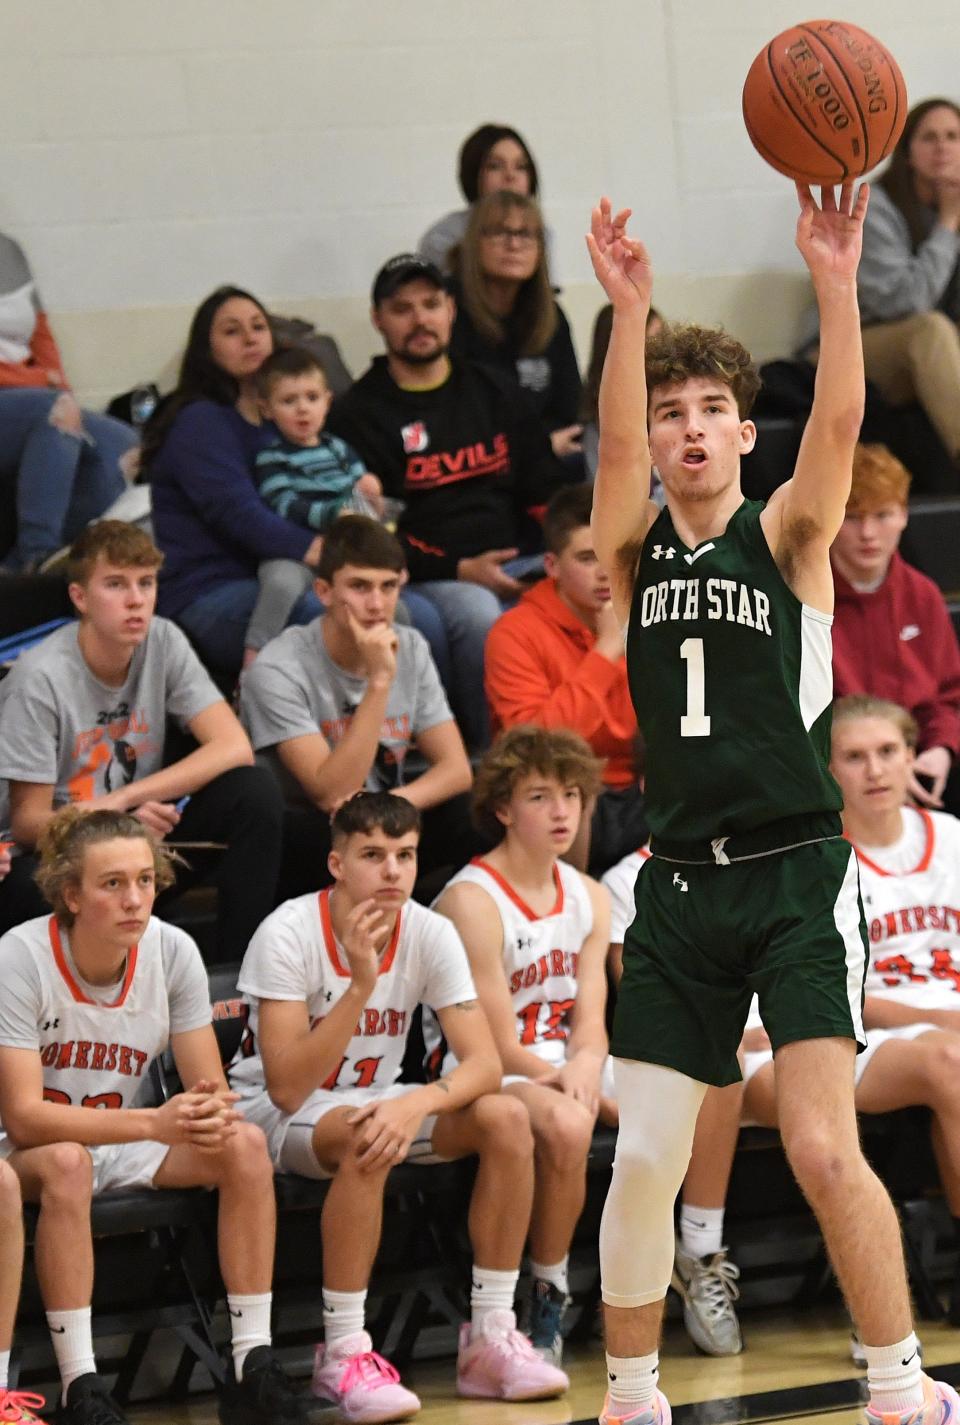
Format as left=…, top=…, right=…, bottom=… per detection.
left=451, top=1000, right=478, bottom=1012
left=435, top=1081, right=451, bottom=1095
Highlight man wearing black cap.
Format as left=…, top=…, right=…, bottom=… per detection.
left=326, top=254, right=567, bottom=750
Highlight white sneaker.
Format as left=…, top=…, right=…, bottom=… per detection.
left=671, top=1240, right=742, bottom=1356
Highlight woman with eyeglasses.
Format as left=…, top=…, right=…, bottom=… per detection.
left=450, top=192, right=583, bottom=465
left=418, top=123, right=545, bottom=275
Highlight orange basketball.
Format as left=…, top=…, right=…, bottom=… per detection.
left=742, top=19, right=907, bottom=184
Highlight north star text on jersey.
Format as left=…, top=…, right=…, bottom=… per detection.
left=40, top=1040, right=149, bottom=1076
left=509, top=948, right=580, bottom=995
left=637, top=577, right=772, bottom=636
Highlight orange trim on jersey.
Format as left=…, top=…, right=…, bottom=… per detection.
left=47, top=918, right=139, bottom=1008
left=637, top=846, right=651, bottom=860
left=317, top=887, right=401, bottom=978
left=469, top=858, right=564, bottom=921
left=848, top=808, right=936, bottom=878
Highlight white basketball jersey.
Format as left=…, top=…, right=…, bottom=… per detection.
left=853, top=808, right=960, bottom=1009
left=601, top=846, right=651, bottom=945
left=1, top=917, right=180, bottom=1114
left=231, top=887, right=475, bottom=1097
left=441, top=857, right=594, bottom=1057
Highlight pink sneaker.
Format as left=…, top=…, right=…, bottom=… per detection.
left=866, top=1375, right=960, bottom=1425
left=599, top=1388, right=672, bottom=1424
left=0, top=1392, right=48, bottom=1424
left=311, top=1331, right=420, bottom=1423
left=456, top=1309, right=569, bottom=1400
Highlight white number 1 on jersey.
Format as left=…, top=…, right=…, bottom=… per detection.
left=680, top=637, right=711, bottom=737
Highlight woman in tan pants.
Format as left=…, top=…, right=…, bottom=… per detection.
left=852, top=98, right=960, bottom=464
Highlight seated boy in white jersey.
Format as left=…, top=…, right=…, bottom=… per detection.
left=603, top=843, right=744, bottom=1359
left=239, top=515, right=475, bottom=900
left=230, top=791, right=568, bottom=1423
left=0, top=807, right=310, bottom=1425
left=744, top=694, right=960, bottom=1326
left=431, top=725, right=613, bottom=1368
left=0, top=520, right=283, bottom=961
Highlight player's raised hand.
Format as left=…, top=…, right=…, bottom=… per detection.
left=340, top=897, right=387, bottom=996
left=795, top=181, right=869, bottom=284
left=586, top=197, right=653, bottom=311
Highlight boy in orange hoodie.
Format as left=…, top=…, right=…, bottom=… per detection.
left=484, top=484, right=645, bottom=872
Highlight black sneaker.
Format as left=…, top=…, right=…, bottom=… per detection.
left=218, top=1346, right=313, bottom=1425
left=56, top=1375, right=128, bottom=1425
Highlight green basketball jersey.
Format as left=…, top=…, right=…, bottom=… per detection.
left=626, top=499, right=842, bottom=843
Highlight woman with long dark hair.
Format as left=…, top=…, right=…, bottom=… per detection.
left=451, top=192, right=582, bottom=461
left=821, top=98, right=960, bottom=467
left=143, top=286, right=324, bottom=674
left=418, top=123, right=542, bottom=273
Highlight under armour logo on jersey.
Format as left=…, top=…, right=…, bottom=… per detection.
left=323, top=990, right=333, bottom=1003
left=900, top=624, right=921, bottom=642
left=516, top=935, right=535, bottom=952
left=651, top=545, right=675, bottom=560
left=673, top=872, right=688, bottom=892
left=42, top=1018, right=59, bottom=1031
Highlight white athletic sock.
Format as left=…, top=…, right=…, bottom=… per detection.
left=46, top=1307, right=95, bottom=1403
left=0, top=1348, right=9, bottom=1390
left=863, top=1333, right=924, bottom=1414
left=322, top=1288, right=367, bottom=1352
left=227, top=1292, right=272, bottom=1378
left=530, top=1256, right=569, bottom=1298
left=679, top=1204, right=725, bottom=1259
left=470, top=1266, right=519, bottom=1332
left=606, top=1349, right=659, bottom=1414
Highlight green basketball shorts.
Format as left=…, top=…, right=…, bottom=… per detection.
left=611, top=836, right=868, bottom=1087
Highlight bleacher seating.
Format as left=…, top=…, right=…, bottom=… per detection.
left=9, top=961, right=957, bottom=1405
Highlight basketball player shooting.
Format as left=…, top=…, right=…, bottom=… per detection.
left=586, top=184, right=959, bottom=1425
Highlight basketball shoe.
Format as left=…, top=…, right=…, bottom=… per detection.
left=527, top=1280, right=571, bottom=1366
left=599, top=1386, right=673, bottom=1424
left=865, top=1374, right=960, bottom=1425
left=671, top=1241, right=742, bottom=1356
left=218, top=1346, right=312, bottom=1424
left=456, top=1309, right=569, bottom=1400
left=0, top=1391, right=48, bottom=1423
left=311, top=1332, right=419, bottom=1423
left=56, top=1375, right=128, bottom=1425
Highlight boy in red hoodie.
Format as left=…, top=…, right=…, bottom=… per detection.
left=484, top=485, right=644, bottom=872
left=831, top=442, right=960, bottom=811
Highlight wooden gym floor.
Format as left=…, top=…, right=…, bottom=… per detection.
left=119, top=1305, right=960, bottom=1425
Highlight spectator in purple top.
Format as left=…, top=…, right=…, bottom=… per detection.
left=143, top=287, right=324, bottom=675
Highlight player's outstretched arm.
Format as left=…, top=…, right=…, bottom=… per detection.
left=585, top=198, right=659, bottom=622
left=773, top=183, right=868, bottom=549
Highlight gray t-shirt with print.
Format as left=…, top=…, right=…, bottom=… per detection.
left=239, top=619, right=453, bottom=807
left=0, top=618, right=221, bottom=817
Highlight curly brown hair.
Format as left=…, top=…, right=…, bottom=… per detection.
left=646, top=323, right=760, bottom=419
left=35, top=806, right=177, bottom=926
left=472, top=726, right=604, bottom=843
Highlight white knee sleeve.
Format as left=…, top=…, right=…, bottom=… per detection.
left=600, top=1059, right=707, bottom=1308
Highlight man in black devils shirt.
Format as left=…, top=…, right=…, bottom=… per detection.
left=326, top=254, right=567, bottom=748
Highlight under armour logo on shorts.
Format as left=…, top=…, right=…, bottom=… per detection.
left=673, top=872, right=688, bottom=892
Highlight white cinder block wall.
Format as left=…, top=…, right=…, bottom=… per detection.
left=1, top=0, right=957, bottom=406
